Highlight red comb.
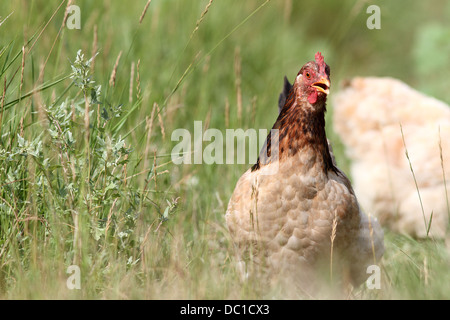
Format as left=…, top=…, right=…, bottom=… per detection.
left=315, top=52, right=326, bottom=73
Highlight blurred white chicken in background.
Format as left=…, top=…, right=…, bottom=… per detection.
left=333, top=77, right=450, bottom=238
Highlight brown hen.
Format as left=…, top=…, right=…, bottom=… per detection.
left=226, top=53, right=384, bottom=293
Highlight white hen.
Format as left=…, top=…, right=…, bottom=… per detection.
left=333, top=77, right=450, bottom=238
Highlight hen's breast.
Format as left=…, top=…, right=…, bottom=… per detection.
left=226, top=148, right=361, bottom=274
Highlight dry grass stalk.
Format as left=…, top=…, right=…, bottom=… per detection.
left=0, top=77, right=6, bottom=135
left=19, top=117, right=24, bottom=137
left=84, top=89, right=90, bottom=148
left=250, top=177, right=260, bottom=233
left=20, top=46, right=25, bottom=93
left=37, top=58, right=45, bottom=86
left=139, top=0, right=152, bottom=24
left=28, top=0, right=66, bottom=55
left=124, top=167, right=169, bottom=182
left=105, top=198, right=119, bottom=238
left=97, top=103, right=101, bottom=128
left=143, top=116, right=151, bottom=182
left=139, top=219, right=158, bottom=270
left=153, top=150, right=158, bottom=191
left=156, top=103, right=166, bottom=140
left=400, top=124, right=430, bottom=237
left=36, top=1, right=67, bottom=80
left=368, top=212, right=377, bottom=264
left=143, top=103, right=157, bottom=174
left=148, top=103, right=157, bottom=143
left=192, top=0, right=214, bottom=36
left=438, top=127, right=450, bottom=232
left=109, top=51, right=122, bottom=87
left=164, top=0, right=214, bottom=104
left=330, top=209, right=338, bottom=281
left=0, top=12, right=13, bottom=29
left=136, top=59, right=142, bottom=101
left=225, top=97, right=230, bottom=128
left=129, top=62, right=135, bottom=104
left=72, top=210, right=81, bottom=265
left=234, top=46, right=242, bottom=123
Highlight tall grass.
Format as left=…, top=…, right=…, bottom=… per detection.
left=0, top=0, right=449, bottom=299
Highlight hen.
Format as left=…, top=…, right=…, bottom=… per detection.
left=226, top=53, right=384, bottom=293
left=333, top=77, right=450, bottom=238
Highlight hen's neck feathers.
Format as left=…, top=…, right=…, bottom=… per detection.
left=252, top=84, right=336, bottom=173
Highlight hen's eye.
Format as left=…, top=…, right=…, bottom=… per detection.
left=305, top=72, right=311, bottom=79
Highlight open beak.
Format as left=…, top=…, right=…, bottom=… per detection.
left=312, top=77, right=330, bottom=95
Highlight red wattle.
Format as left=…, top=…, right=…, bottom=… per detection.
left=308, top=91, right=318, bottom=104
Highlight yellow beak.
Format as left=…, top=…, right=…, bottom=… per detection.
left=312, top=78, right=330, bottom=95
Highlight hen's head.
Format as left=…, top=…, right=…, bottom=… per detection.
left=295, top=52, right=330, bottom=105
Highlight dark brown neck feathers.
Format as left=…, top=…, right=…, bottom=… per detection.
left=252, top=86, right=336, bottom=173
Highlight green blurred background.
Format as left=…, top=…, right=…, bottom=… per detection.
left=2, top=0, right=449, bottom=168
left=0, top=0, right=449, bottom=299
